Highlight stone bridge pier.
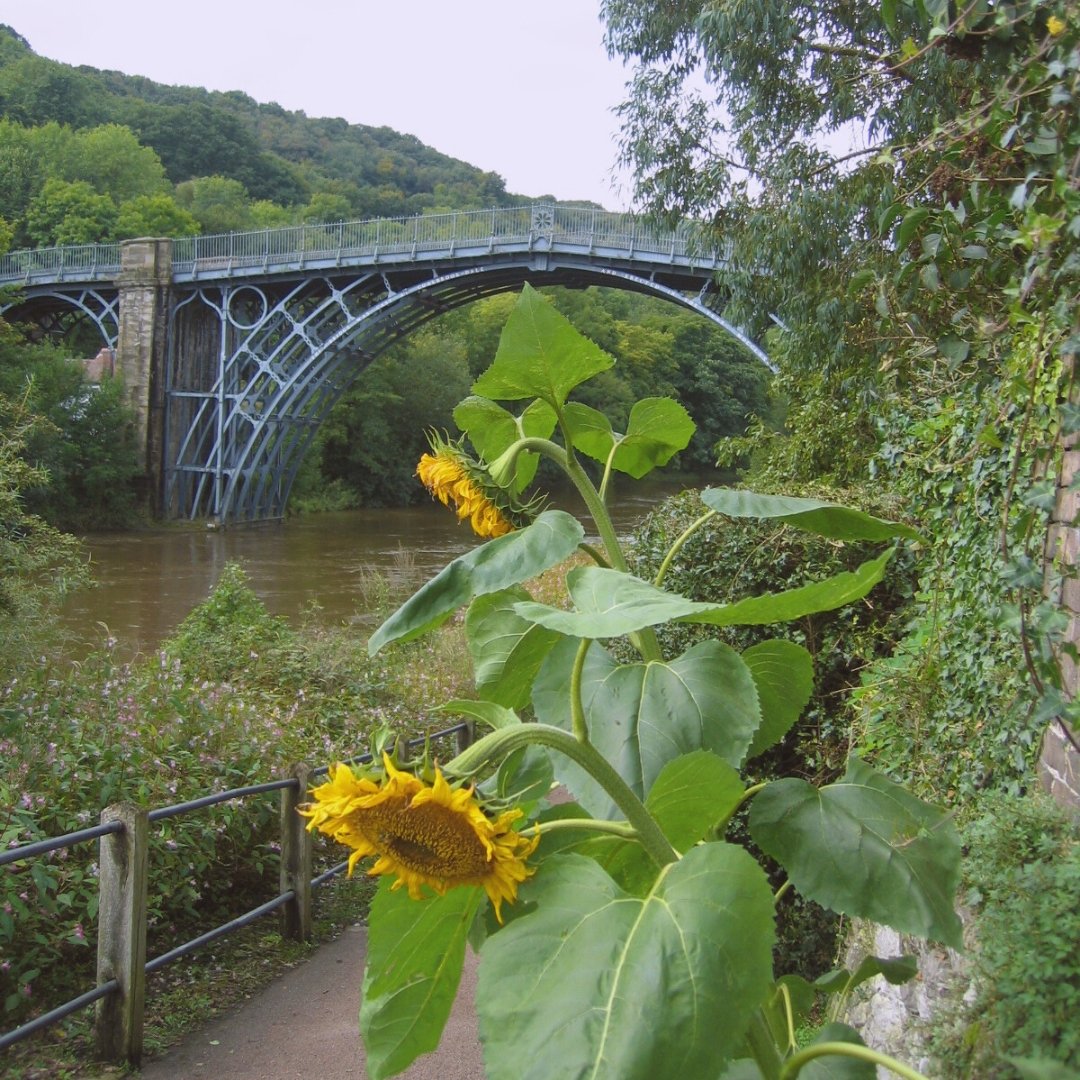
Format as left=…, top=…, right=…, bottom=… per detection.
left=115, top=238, right=173, bottom=516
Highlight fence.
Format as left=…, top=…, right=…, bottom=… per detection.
left=0, top=721, right=473, bottom=1066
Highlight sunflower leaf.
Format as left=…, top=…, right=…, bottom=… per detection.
left=749, top=758, right=963, bottom=948
left=361, top=881, right=482, bottom=1080
left=453, top=396, right=556, bottom=492
left=472, top=282, right=614, bottom=408
left=567, top=397, right=695, bottom=478
left=700, top=488, right=925, bottom=543
left=513, top=552, right=894, bottom=637
left=743, top=639, right=815, bottom=759
left=476, top=847, right=775, bottom=1080
left=533, top=638, right=760, bottom=817
left=368, top=510, right=584, bottom=655
left=797, top=1024, right=877, bottom=1079
left=465, top=588, right=561, bottom=710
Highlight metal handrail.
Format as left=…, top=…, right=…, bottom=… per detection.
left=0, top=722, right=470, bottom=1054
left=0, top=204, right=723, bottom=287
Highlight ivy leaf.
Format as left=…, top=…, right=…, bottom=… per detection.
left=567, top=397, right=696, bottom=478
left=452, top=396, right=556, bottom=492
left=368, top=510, right=584, bottom=654
left=532, top=638, right=760, bottom=816
left=465, top=588, right=561, bottom=709
left=472, top=282, right=613, bottom=407
left=743, top=640, right=815, bottom=759
left=700, top=488, right=924, bottom=543
left=360, top=881, right=481, bottom=1080
left=476, top=847, right=776, bottom=1080
left=749, top=758, right=963, bottom=948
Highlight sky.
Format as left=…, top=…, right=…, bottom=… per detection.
left=0, top=0, right=638, bottom=210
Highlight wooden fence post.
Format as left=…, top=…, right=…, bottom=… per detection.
left=455, top=721, right=475, bottom=756
left=95, top=803, right=148, bottom=1066
left=280, top=764, right=313, bottom=941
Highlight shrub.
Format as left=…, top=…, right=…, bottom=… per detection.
left=929, top=792, right=1080, bottom=1077
left=0, top=564, right=466, bottom=1030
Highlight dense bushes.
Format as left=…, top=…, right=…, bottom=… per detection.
left=929, top=793, right=1080, bottom=1077
left=0, top=563, right=470, bottom=1029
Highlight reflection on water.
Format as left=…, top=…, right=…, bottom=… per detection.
left=62, top=474, right=715, bottom=656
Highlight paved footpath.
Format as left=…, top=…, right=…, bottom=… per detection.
left=136, top=924, right=485, bottom=1080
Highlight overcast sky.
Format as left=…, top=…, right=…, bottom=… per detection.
left=0, top=0, right=638, bottom=210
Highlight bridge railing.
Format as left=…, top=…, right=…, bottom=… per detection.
left=0, top=204, right=725, bottom=288
left=0, top=241, right=122, bottom=284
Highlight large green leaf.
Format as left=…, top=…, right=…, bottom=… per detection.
left=743, top=640, right=815, bottom=760
left=471, top=282, right=613, bottom=407
left=465, top=587, right=561, bottom=709
left=646, top=749, right=745, bottom=850
left=533, top=638, right=760, bottom=817
left=801, top=1023, right=877, bottom=1079
left=368, top=510, right=584, bottom=655
left=813, top=954, right=918, bottom=995
left=749, top=758, right=963, bottom=948
left=567, top=397, right=695, bottom=478
left=514, top=552, right=894, bottom=637
left=453, top=396, right=556, bottom=492
left=476, top=847, right=776, bottom=1080
left=360, top=881, right=481, bottom=1080
left=700, top=488, right=924, bottom=543
left=579, top=750, right=747, bottom=896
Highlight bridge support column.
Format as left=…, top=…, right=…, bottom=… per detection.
left=116, top=238, right=173, bottom=516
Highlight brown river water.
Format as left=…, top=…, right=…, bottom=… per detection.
left=61, top=476, right=706, bottom=656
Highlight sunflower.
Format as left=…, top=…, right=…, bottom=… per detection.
left=416, top=434, right=541, bottom=539
left=300, top=754, right=538, bottom=921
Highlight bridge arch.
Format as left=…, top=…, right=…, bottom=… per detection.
left=167, top=259, right=772, bottom=523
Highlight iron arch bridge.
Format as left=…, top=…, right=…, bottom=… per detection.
left=0, top=203, right=769, bottom=525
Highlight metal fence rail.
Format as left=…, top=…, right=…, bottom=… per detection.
left=0, top=204, right=722, bottom=287
left=0, top=722, right=472, bottom=1063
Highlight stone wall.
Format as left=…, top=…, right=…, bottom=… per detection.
left=1040, top=361, right=1080, bottom=813
left=841, top=921, right=973, bottom=1078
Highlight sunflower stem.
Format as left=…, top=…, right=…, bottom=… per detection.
left=654, top=510, right=717, bottom=589
left=779, top=1042, right=930, bottom=1080
left=570, top=638, right=591, bottom=743
left=445, top=723, right=679, bottom=867
left=527, top=818, right=639, bottom=841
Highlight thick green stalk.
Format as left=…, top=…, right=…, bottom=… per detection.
left=779, top=1042, right=929, bottom=1080
left=745, top=1009, right=783, bottom=1080
left=445, top=723, right=679, bottom=867
left=528, top=818, right=639, bottom=841
left=570, top=637, right=591, bottom=742
left=654, top=509, right=717, bottom=588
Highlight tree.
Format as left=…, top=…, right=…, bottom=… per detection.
left=0, top=326, right=141, bottom=530
left=174, top=175, right=254, bottom=234
left=62, top=122, right=169, bottom=202
left=114, top=192, right=200, bottom=239
left=0, top=380, right=90, bottom=676
left=23, top=177, right=116, bottom=246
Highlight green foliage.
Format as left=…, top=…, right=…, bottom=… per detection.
left=0, top=328, right=142, bottom=531
left=626, top=487, right=917, bottom=775
left=0, top=390, right=89, bottom=676
left=168, top=562, right=295, bottom=684
left=929, top=793, right=1080, bottom=1078
left=0, top=560, right=470, bottom=1028
left=355, top=286, right=951, bottom=1079
left=23, top=176, right=116, bottom=245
